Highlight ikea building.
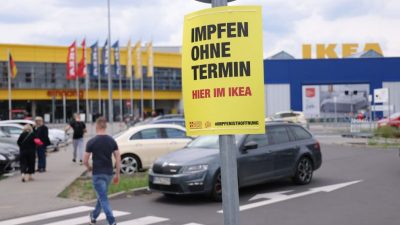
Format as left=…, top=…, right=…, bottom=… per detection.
left=1, top=42, right=399, bottom=121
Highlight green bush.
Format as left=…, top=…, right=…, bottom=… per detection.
left=374, top=126, right=400, bottom=139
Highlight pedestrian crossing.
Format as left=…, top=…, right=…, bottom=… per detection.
left=0, top=206, right=205, bottom=225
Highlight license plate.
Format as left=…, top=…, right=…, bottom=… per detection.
left=153, top=177, right=171, bottom=185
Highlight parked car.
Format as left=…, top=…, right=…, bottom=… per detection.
left=377, top=112, right=400, bottom=128
left=0, top=120, right=69, bottom=151
left=149, top=122, right=322, bottom=201
left=0, top=129, right=18, bottom=145
left=266, top=111, right=308, bottom=128
left=134, top=114, right=184, bottom=127
left=0, top=149, right=14, bottom=175
left=0, top=142, right=19, bottom=173
left=114, top=124, right=193, bottom=175
left=151, top=118, right=185, bottom=127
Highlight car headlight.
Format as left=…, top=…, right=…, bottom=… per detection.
left=181, top=164, right=208, bottom=174
left=0, top=154, right=6, bottom=161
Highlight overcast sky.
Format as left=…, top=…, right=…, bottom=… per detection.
left=0, top=0, right=399, bottom=58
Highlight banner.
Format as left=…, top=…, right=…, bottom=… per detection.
left=113, top=41, right=121, bottom=77
left=66, top=41, right=77, bottom=80
left=134, top=41, right=142, bottom=79
left=146, top=42, right=153, bottom=77
left=77, top=39, right=87, bottom=78
left=126, top=39, right=132, bottom=78
left=90, top=42, right=99, bottom=77
left=101, top=40, right=109, bottom=77
left=182, top=6, right=265, bottom=135
left=302, top=85, right=320, bottom=118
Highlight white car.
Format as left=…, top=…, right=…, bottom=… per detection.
left=0, top=120, right=69, bottom=151
left=266, top=111, right=308, bottom=128
left=114, top=124, right=192, bottom=175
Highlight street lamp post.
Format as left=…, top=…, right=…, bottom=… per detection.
left=107, top=0, right=113, bottom=132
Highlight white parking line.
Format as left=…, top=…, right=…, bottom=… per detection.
left=182, top=223, right=204, bottom=225
left=118, top=216, right=170, bottom=225
left=0, top=206, right=93, bottom=225
left=42, top=210, right=130, bottom=225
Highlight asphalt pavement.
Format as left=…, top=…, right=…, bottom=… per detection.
left=2, top=144, right=400, bottom=225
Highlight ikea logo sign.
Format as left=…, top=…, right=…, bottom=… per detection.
left=302, top=43, right=383, bottom=59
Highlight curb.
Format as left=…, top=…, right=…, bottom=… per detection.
left=84, top=186, right=151, bottom=204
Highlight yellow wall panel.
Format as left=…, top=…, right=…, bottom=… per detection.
left=0, top=43, right=181, bottom=69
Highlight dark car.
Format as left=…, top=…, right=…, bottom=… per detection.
left=0, top=143, right=18, bottom=174
left=149, top=122, right=322, bottom=201
left=151, top=118, right=185, bottom=127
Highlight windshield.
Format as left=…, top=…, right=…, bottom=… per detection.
left=390, top=112, right=400, bottom=119
left=187, top=135, right=219, bottom=149
left=187, top=135, right=243, bottom=149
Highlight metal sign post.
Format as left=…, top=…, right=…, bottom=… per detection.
left=195, top=2, right=240, bottom=225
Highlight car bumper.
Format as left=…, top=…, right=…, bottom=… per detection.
left=149, top=171, right=210, bottom=195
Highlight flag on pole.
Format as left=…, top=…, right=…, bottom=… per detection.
left=90, top=42, right=99, bottom=77
left=134, top=41, right=142, bottom=79
left=146, top=42, right=153, bottom=78
left=8, top=53, right=17, bottom=79
left=101, top=40, right=109, bottom=77
left=112, top=41, right=121, bottom=77
left=77, top=39, right=87, bottom=78
left=126, top=39, right=132, bottom=78
left=66, top=41, right=77, bottom=80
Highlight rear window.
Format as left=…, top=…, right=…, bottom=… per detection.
left=268, top=126, right=290, bottom=144
left=290, top=126, right=312, bottom=140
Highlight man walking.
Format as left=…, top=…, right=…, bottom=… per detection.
left=65, top=113, right=86, bottom=164
left=83, top=117, right=121, bottom=225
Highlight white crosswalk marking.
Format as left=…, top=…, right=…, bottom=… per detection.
left=0, top=206, right=93, bottom=225
left=118, top=216, right=170, bottom=225
left=42, top=210, right=130, bottom=225
left=0, top=206, right=205, bottom=225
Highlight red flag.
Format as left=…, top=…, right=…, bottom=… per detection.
left=67, top=41, right=77, bottom=80
left=77, top=39, right=87, bottom=78
left=8, top=53, right=18, bottom=79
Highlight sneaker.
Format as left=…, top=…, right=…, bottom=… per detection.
left=89, top=212, right=96, bottom=224
left=72, top=159, right=76, bottom=163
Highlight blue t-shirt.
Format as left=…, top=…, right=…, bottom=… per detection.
left=86, top=135, right=118, bottom=175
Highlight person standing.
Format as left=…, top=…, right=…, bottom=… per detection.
left=65, top=114, right=86, bottom=164
left=34, top=117, right=51, bottom=172
left=83, top=117, right=121, bottom=225
left=17, top=124, right=36, bottom=182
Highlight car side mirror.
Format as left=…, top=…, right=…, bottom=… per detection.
left=242, top=141, right=258, bottom=152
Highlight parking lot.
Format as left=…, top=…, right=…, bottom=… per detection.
left=2, top=144, right=399, bottom=225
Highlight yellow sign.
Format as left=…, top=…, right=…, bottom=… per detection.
left=302, top=43, right=383, bottom=59
left=182, top=6, right=265, bottom=136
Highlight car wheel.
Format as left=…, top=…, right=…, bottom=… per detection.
left=211, top=171, right=222, bottom=201
left=120, top=154, right=140, bottom=175
left=293, top=156, right=313, bottom=185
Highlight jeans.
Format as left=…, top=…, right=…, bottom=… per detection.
left=92, top=174, right=115, bottom=225
left=37, top=146, right=46, bottom=170
left=72, top=138, right=84, bottom=161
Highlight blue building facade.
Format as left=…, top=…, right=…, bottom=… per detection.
left=264, top=57, right=400, bottom=116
